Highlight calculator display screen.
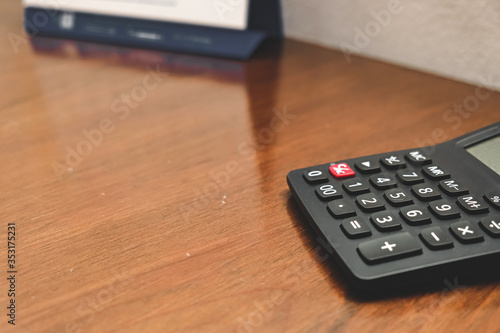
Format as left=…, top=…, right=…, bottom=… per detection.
left=466, top=136, right=500, bottom=176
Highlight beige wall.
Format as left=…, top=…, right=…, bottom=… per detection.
left=282, top=0, right=500, bottom=90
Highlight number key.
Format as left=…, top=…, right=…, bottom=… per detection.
left=315, top=183, right=342, bottom=200
left=384, top=189, right=413, bottom=207
left=396, top=169, right=424, bottom=185
left=428, top=200, right=461, bottom=220
left=343, top=178, right=370, bottom=195
left=356, top=193, right=385, bottom=212
left=411, top=183, right=441, bottom=201
left=370, top=174, right=398, bottom=190
left=303, top=169, right=328, bottom=183
left=370, top=211, right=402, bottom=231
left=400, top=205, right=432, bottom=225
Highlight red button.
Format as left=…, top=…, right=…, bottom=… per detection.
left=329, top=163, right=355, bottom=179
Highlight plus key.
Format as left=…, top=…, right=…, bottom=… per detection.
left=357, top=232, right=422, bottom=263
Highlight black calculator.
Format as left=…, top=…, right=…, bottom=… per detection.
left=287, top=122, right=500, bottom=290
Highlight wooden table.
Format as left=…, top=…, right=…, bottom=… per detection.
left=2, top=1, right=500, bottom=332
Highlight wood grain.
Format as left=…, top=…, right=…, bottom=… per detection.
left=1, top=1, right=500, bottom=332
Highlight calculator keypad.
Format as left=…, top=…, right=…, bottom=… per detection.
left=288, top=146, right=500, bottom=284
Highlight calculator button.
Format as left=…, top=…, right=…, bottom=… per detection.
left=370, top=211, right=402, bottom=231
left=342, top=178, right=370, bottom=195
left=355, top=160, right=381, bottom=174
left=396, top=169, right=424, bottom=185
left=422, top=165, right=450, bottom=181
left=419, top=227, right=454, bottom=250
left=479, top=217, right=500, bottom=238
left=303, top=170, right=328, bottom=183
left=428, top=200, right=461, bottom=220
left=449, top=221, right=484, bottom=244
left=356, top=193, right=385, bottom=212
left=411, top=183, right=441, bottom=201
left=327, top=200, right=357, bottom=218
left=405, top=150, right=432, bottom=166
left=329, top=163, right=355, bottom=179
left=384, top=189, right=413, bottom=207
left=380, top=155, right=406, bottom=169
left=341, top=218, right=372, bottom=238
left=315, top=184, right=343, bottom=201
left=438, top=179, right=469, bottom=196
left=457, top=195, right=489, bottom=214
left=400, top=205, right=432, bottom=225
left=370, top=175, right=398, bottom=190
left=357, top=232, right=422, bottom=264
left=484, top=192, right=500, bottom=210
